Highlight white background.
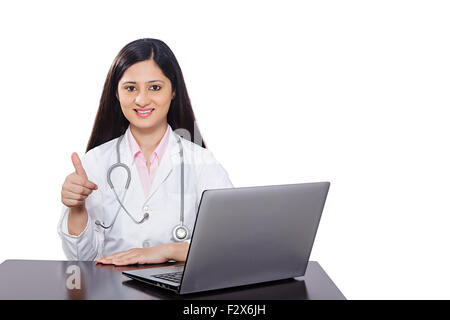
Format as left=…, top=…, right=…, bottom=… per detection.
left=0, top=0, right=449, bottom=299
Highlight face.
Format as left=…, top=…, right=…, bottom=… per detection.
left=117, top=59, right=175, bottom=132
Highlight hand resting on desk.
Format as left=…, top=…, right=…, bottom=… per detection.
left=96, top=242, right=189, bottom=266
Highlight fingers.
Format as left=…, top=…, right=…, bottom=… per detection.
left=71, top=153, right=98, bottom=189
left=67, top=152, right=98, bottom=190
left=62, top=154, right=98, bottom=208
left=100, top=255, right=139, bottom=266
left=96, top=251, right=128, bottom=263
left=96, top=250, right=140, bottom=265
left=71, top=175, right=98, bottom=191
left=61, top=178, right=97, bottom=208
left=112, top=256, right=140, bottom=266
left=62, top=189, right=89, bottom=201
left=95, top=247, right=169, bottom=266
left=63, top=198, right=85, bottom=207
left=101, top=250, right=132, bottom=261
left=71, top=152, right=87, bottom=177
left=63, top=182, right=93, bottom=196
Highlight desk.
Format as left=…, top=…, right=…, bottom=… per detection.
left=0, top=260, right=345, bottom=300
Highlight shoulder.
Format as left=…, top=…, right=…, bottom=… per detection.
left=80, top=137, right=119, bottom=173
left=178, top=135, right=233, bottom=187
left=178, top=136, right=218, bottom=166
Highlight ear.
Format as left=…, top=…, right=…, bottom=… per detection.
left=172, top=90, right=176, bottom=100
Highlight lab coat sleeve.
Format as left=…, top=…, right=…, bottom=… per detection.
left=182, top=149, right=233, bottom=245
left=57, top=207, right=100, bottom=260
left=196, top=149, right=234, bottom=202
left=57, top=151, right=104, bottom=261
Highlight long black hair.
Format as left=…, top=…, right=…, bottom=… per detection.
left=86, top=38, right=205, bottom=152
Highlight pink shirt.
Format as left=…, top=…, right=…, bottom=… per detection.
left=126, top=125, right=171, bottom=197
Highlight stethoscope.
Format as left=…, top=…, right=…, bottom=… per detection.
left=94, top=133, right=190, bottom=242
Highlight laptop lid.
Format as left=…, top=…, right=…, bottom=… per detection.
left=178, top=181, right=330, bottom=294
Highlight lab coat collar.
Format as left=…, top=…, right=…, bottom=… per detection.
left=120, top=124, right=181, bottom=204
left=126, top=124, right=171, bottom=166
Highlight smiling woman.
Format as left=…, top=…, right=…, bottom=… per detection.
left=57, top=38, right=233, bottom=265
left=87, top=38, right=204, bottom=152
left=117, top=59, right=175, bottom=161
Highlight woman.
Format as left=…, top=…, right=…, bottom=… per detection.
left=57, top=38, right=233, bottom=265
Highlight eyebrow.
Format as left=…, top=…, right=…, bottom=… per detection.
left=121, top=80, right=165, bottom=85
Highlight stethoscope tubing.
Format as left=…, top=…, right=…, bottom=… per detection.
left=95, top=132, right=188, bottom=241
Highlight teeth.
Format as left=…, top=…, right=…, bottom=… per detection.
left=136, top=109, right=154, bottom=114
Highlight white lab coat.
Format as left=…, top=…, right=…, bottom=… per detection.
left=57, top=125, right=233, bottom=260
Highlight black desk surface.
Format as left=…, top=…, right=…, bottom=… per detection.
left=0, top=259, right=345, bottom=300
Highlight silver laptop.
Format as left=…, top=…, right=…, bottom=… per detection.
left=122, top=181, right=330, bottom=295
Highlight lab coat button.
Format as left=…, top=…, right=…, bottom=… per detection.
left=142, top=240, right=151, bottom=248
left=143, top=206, right=149, bottom=213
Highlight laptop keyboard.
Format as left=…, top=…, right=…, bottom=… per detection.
left=153, top=271, right=183, bottom=283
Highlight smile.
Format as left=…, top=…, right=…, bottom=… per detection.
left=134, top=108, right=155, bottom=118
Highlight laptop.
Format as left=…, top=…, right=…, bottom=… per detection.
left=122, top=181, right=330, bottom=295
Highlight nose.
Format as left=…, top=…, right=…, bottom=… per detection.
left=135, top=91, right=152, bottom=107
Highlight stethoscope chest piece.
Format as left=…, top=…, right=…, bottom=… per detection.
left=172, top=224, right=189, bottom=241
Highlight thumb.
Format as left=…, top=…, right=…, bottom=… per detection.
left=71, top=152, right=87, bottom=178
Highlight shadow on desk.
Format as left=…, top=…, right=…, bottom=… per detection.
left=96, top=261, right=309, bottom=299
left=122, top=277, right=308, bottom=300
left=0, top=260, right=344, bottom=300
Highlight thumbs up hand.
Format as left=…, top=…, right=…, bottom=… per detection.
left=61, top=153, right=98, bottom=208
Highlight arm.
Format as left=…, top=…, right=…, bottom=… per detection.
left=96, top=148, right=232, bottom=266
left=57, top=204, right=103, bottom=261
left=57, top=152, right=103, bottom=260
left=169, top=241, right=190, bottom=261
left=68, top=206, right=88, bottom=236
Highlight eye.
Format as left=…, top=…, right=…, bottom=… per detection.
left=149, top=85, right=161, bottom=91
left=125, top=86, right=136, bottom=92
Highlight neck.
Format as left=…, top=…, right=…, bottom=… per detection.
left=129, top=121, right=168, bottom=156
